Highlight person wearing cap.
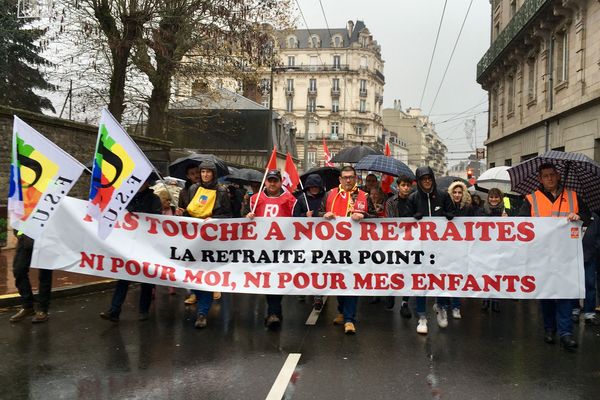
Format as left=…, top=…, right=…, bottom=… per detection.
left=384, top=174, right=415, bottom=318
left=318, top=165, right=374, bottom=335
left=186, top=160, right=232, bottom=329
left=246, top=169, right=297, bottom=330
left=100, top=176, right=162, bottom=323
left=293, top=173, right=326, bottom=310
left=407, top=166, right=454, bottom=335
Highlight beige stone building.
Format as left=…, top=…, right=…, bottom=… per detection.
left=382, top=101, right=448, bottom=176
left=477, top=0, right=600, bottom=168
left=264, top=20, right=386, bottom=171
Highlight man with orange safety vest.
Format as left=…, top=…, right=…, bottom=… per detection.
left=519, top=162, right=590, bottom=351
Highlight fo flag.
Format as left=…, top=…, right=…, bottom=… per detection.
left=8, top=116, right=85, bottom=239
left=381, top=142, right=394, bottom=194
left=323, top=138, right=333, bottom=167
left=283, top=153, right=300, bottom=192
left=87, top=109, right=153, bottom=239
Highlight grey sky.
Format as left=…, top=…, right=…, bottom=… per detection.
left=295, top=0, right=491, bottom=167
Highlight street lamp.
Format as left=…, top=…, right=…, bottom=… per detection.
left=303, top=104, right=325, bottom=172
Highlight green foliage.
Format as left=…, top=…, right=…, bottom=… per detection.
left=0, top=0, right=56, bottom=113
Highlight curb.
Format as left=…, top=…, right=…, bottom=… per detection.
left=0, top=280, right=117, bottom=308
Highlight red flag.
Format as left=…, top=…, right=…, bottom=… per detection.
left=381, top=142, right=394, bottom=194
left=323, top=138, right=333, bottom=167
left=266, top=146, right=277, bottom=170
left=283, top=153, right=300, bottom=192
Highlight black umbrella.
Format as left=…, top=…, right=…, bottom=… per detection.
left=437, top=176, right=472, bottom=191
left=300, top=166, right=340, bottom=191
left=225, top=168, right=263, bottom=186
left=508, top=150, right=600, bottom=211
left=355, top=155, right=415, bottom=179
left=168, top=154, right=230, bottom=180
left=330, top=144, right=383, bottom=163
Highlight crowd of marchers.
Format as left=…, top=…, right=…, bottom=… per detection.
left=8, top=161, right=600, bottom=352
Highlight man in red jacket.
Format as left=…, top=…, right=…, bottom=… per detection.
left=246, top=169, right=297, bottom=330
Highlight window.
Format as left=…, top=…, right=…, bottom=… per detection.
left=355, top=125, right=364, bottom=136
left=309, top=56, right=318, bottom=71
left=309, top=78, right=317, bottom=92
left=286, top=79, right=294, bottom=94
left=307, top=151, right=316, bottom=165
left=555, top=31, right=568, bottom=84
left=288, top=56, right=295, bottom=67
left=507, top=74, right=515, bottom=115
left=308, top=98, right=316, bottom=112
left=359, top=99, right=366, bottom=112
left=504, top=159, right=512, bottom=166
left=332, top=99, right=339, bottom=113
left=521, top=153, right=537, bottom=161
left=261, top=98, right=270, bottom=108
left=260, top=78, right=270, bottom=94
left=489, top=162, right=496, bottom=168
left=333, top=55, right=341, bottom=69
left=308, top=121, right=317, bottom=139
left=359, top=79, right=366, bottom=90
left=333, top=35, right=342, bottom=47
left=286, top=97, right=293, bottom=112
left=491, top=87, right=499, bottom=124
left=332, top=78, right=340, bottom=92
left=331, top=122, right=339, bottom=135
left=310, top=35, right=321, bottom=48
left=287, top=36, right=297, bottom=48
left=527, top=57, right=537, bottom=102
left=360, top=56, right=368, bottom=69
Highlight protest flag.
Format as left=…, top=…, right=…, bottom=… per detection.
left=251, top=146, right=278, bottom=214
left=381, top=142, right=394, bottom=194
left=283, top=153, right=300, bottom=192
left=87, top=108, right=153, bottom=239
left=323, top=138, right=333, bottom=167
left=8, top=116, right=85, bottom=239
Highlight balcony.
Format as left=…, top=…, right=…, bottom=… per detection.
left=308, top=87, right=317, bottom=96
left=477, top=0, right=550, bottom=81
left=359, top=89, right=368, bottom=97
left=375, top=69, right=385, bottom=83
left=331, top=88, right=340, bottom=97
left=280, top=64, right=351, bottom=73
left=285, top=88, right=294, bottom=96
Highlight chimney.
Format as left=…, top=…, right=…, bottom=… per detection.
left=394, top=99, right=402, bottom=111
left=347, top=20, right=354, bottom=37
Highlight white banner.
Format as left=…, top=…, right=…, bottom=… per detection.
left=32, top=197, right=585, bottom=299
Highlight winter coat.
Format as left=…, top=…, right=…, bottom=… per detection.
left=177, top=181, right=194, bottom=210
left=583, top=212, right=600, bottom=263
left=127, top=187, right=162, bottom=215
left=385, top=194, right=412, bottom=218
left=188, top=180, right=232, bottom=218
left=406, top=166, right=453, bottom=218
left=447, top=181, right=474, bottom=217
left=477, top=202, right=505, bottom=217
left=294, top=191, right=325, bottom=217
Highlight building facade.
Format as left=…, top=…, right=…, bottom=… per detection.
left=477, top=0, right=600, bottom=168
left=382, top=101, right=448, bottom=176
left=265, top=20, right=385, bottom=171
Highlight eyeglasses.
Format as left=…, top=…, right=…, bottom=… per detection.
left=340, top=175, right=356, bottom=180
left=420, top=176, right=433, bottom=181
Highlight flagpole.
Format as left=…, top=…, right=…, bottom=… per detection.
left=297, top=179, right=311, bottom=212
left=251, top=169, right=268, bottom=214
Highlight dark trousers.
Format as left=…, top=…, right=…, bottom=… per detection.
left=109, top=280, right=154, bottom=317
left=541, top=299, right=573, bottom=337
left=266, top=295, right=283, bottom=318
left=12, top=236, right=52, bottom=312
left=192, top=290, right=213, bottom=316
left=337, top=296, right=358, bottom=323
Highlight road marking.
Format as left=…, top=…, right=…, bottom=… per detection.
left=305, top=296, right=328, bottom=325
left=265, top=353, right=301, bottom=400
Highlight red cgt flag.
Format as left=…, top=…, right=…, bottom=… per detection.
left=381, top=142, right=394, bottom=194
left=323, top=138, right=333, bottom=167
left=283, top=153, right=300, bottom=192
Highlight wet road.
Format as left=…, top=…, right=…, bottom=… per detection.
left=1, top=288, right=599, bottom=400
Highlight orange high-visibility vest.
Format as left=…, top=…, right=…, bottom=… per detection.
left=526, top=189, right=579, bottom=217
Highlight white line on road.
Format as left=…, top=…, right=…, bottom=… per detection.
left=265, top=353, right=301, bottom=400
left=305, top=296, right=328, bottom=326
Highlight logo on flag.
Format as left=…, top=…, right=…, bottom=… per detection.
left=323, top=138, right=333, bottom=167
left=87, top=109, right=153, bottom=239
left=282, top=153, right=300, bottom=192
left=199, top=195, right=209, bottom=205
left=8, top=116, right=85, bottom=239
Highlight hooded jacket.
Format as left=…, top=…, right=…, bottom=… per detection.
left=187, top=162, right=232, bottom=218
left=127, top=187, right=162, bottom=215
left=407, top=166, right=453, bottom=218
left=447, top=181, right=473, bottom=217
left=293, top=174, right=325, bottom=217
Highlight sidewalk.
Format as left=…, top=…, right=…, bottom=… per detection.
left=0, top=248, right=115, bottom=307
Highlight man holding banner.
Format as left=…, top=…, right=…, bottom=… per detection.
left=320, top=165, right=373, bottom=334
left=519, top=163, right=590, bottom=350
left=246, top=169, right=296, bottom=330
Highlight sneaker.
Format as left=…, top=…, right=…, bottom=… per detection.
left=344, top=322, right=356, bottom=334
left=313, top=297, right=323, bottom=311
left=212, top=292, right=221, bottom=300
left=452, top=308, right=462, bottom=319
left=194, top=314, right=207, bottom=329
left=184, top=294, right=197, bottom=305
left=138, top=312, right=149, bottom=321
left=584, top=316, right=600, bottom=326
left=31, top=311, right=49, bottom=323
left=9, top=308, right=35, bottom=323
left=400, top=302, right=412, bottom=319
left=571, top=309, right=580, bottom=323
left=265, top=314, right=281, bottom=330
left=433, top=304, right=448, bottom=328
left=99, top=311, right=119, bottom=323
left=416, top=317, right=428, bottom=334
left=333, top=313, right=344, bottom=325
